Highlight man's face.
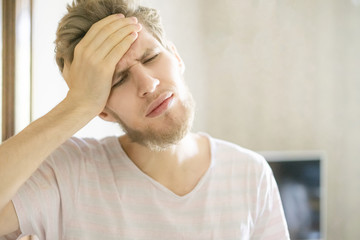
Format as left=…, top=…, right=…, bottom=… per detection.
left=101, top=27, right=195, bottom=150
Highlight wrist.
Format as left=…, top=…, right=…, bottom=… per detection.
left=63, top=91, right=105, bottom=118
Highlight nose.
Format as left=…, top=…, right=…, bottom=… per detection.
left=134, top=67, right=160, bottom=97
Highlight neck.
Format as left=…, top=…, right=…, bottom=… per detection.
left=119, top=132, right=199, bottom=171
left=119, top=132, right=211, bottom=196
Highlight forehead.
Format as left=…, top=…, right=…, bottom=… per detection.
left=115, top=28, right=162, bottom=70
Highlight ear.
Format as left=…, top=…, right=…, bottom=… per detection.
left=98, top=107, right=118, bottom=123
left=167, top=41, right=185, bottom=74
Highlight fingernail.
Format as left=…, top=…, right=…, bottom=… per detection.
left=130, top=16, right=138, bottom=23
left=131, top=31, right=138, bottom=38
left=117, top=13, right=125, bottom=18
left=137, top=23, right=142, bottom=30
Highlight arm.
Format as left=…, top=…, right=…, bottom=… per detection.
left=0, top=96, right=98, bottom=236
left=0, top=14, right=141, bottom=236
left=0, top=201, right=19, bottom=236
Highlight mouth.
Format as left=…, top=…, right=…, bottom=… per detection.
left=145, top=92, right=175, bottom=118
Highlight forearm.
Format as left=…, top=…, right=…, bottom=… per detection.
left=0, top=96, right=96, bottom=211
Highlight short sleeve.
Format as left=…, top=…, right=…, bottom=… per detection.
left=250, top=157, right=290, bottom=240
left=3, top=138, right=84, bottom=239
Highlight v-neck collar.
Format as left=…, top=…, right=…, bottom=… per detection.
left=109, top=133, right=215, bottom=200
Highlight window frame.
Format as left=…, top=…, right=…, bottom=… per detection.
left=2, top=0, right=32, bottom=141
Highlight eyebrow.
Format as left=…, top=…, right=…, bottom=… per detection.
left=113, top=47, right=160, bottom=82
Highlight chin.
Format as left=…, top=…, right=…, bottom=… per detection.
left=121, top=92, right=195, bottom=151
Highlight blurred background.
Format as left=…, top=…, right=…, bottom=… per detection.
left=1, top=0, right=360, bottom=239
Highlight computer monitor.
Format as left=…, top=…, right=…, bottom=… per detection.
left=260, top=151, right=326, bottom=240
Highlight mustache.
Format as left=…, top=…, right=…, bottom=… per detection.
left=104, top=88, right=177, bottom=116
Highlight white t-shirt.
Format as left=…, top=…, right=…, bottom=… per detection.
left=3, top=134, right=289, bottom=240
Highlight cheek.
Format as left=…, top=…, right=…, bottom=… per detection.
left=157, top=58, right=182, bottom=82
left=107, top=89, right=134, bottom=116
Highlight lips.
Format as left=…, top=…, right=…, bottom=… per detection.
left=145, top=92, right=174, bottom=118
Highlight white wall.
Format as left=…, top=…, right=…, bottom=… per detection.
left=200, top=0, right=360, bottom=239
left=32, top=0, right=360, bottom=238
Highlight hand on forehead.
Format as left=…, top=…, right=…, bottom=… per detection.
left=115, top=28, right=161, bottom=72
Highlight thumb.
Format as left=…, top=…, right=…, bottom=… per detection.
left=62, top=61, right=71, bottom=88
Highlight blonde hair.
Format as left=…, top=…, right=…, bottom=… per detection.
left=55, top=0, right=167, bottom=72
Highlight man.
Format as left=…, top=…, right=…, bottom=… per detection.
left=0, top=0, right=290, bottom=239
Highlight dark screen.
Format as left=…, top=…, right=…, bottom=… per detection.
left=268, top=160, right=321, bottom=240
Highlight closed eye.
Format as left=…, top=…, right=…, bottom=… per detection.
left=112, top=53, right=160, bottom=89
left=143, top=53, right=159, bottom=64
left=112, top=73, right=128, bottom=89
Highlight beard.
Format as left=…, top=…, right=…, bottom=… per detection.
left=108, top=89, right=195, bottom=152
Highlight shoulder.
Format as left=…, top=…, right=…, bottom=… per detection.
left=204, top=134, right=272, bottom=181
left=42, top=136, right=120, bottom=170
left=209, top=135, right=267, bottom=168
left=52, top=136, right=118, bottom=158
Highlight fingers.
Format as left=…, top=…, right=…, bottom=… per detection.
left=75, top=14, right=141, bottom=65
left=83, top=15, right=139, bottom=53
left=80, top=14, right=126, bottom=47
left=105, top=31, right=139, bottom=65
left=96, top=22, right=142, bottom=60
left=63, top=14, right=141, bottom=114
